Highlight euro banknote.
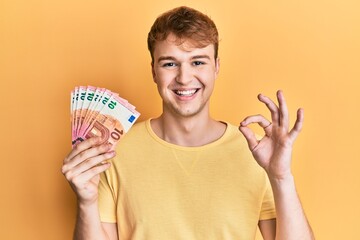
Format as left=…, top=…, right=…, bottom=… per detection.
left=70, top=86, right=140, bottom=149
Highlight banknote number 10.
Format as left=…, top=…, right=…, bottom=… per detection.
left=111, top=128, right=124, bottom=140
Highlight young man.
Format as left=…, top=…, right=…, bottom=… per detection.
left=62, top=6, right=314, bottom=240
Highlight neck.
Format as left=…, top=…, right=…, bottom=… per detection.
left=151, top=111, right=226, bottom=147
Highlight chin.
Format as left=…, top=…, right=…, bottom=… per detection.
left=172, top=105, right=206, bottom=118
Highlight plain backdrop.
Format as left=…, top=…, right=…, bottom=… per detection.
left=1, top=0, right=359, bottom=239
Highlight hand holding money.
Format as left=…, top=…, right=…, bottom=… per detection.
left=62, top=86, right=140, bottom=205
left=62, top=137, right=115, bottom=205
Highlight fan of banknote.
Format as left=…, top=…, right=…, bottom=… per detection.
left=70, top=86, right=140, bottom=149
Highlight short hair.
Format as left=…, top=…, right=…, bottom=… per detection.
left=147, top=6, right=219, bottom=63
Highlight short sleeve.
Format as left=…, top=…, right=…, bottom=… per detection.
left=98, top=170, right=117, bottom=223
left=259, top=177, right=276, bottom=220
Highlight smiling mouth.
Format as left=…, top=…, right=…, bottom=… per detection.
left=173, top=89, right=200, bottom=97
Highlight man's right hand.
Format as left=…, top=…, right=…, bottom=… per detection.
left=62, top=137, right=115, bottom=205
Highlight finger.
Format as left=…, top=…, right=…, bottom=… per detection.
left=62, top=143, right=112, bottom=174
left=289, top=108, right=304, bottom=142
left=258, top=93, right=280, bottom=126
left=71, top=162, right=111, bottom=186
left=65, top=137, right=102, bottom=162
left=239, top=125, right=259, bottom=151
left=66, top=151, right=115, bottom=180
left=241, top=114, right=272, bottom=136
left=277, top=90, right=289, bottom=130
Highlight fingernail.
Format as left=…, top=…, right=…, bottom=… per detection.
left=101, top=161, right=111, bottom=166
left=109, top=152, right=116, bottom=159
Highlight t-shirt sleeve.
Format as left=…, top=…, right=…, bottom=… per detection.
left=259, top=177, right=276, bottom=220
left=98, top=170, right=117, bottom=223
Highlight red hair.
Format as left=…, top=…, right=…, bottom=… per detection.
left=147, top=6, right=219, bottom=63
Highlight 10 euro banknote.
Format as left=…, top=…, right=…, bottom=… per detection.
left=71, top=86, right=140, bottom=149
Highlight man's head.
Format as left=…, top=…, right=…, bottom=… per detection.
left=147, top=6, right=219, bottom=64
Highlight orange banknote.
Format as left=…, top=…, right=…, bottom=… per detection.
left=71, top=86, right=140, bottom=149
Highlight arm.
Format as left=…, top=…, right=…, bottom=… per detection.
left=74, top=201, right=117, bottom=240
left=259, top=219, right=276, bottom=240
left=239, top=90, right=314, bottom=240
left=62, top=137, right=119, bottom=240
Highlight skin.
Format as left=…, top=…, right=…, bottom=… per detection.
left=150, top=33, right=225, bottom=147
left=239, top=91, right=314, bottom=239
left=62, top=138, right=117, bottom=239
left=62, top=33, right=314, bottom=240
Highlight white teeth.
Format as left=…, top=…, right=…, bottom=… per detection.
left=175, top=89, right=197, bottom=96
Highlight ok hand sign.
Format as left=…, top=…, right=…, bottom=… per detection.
left=239, top=90, right=304, bottom=180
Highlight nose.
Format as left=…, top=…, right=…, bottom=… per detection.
left=175, top=64, right=193, bottom=85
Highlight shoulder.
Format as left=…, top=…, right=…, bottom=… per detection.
left=127, top=119, right=148, bottom=132
left=221, top=121, right=264, bottom=148
left=220, top=121, right=248, bottom=146
left=121, top=119, right=148, bottom=139
left=115, top=119, right=153, bottom=151
left=211, top=121, right=253, bottom=163
left=220, top=121, right=267, bottom=175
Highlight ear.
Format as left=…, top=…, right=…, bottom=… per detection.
left=215, top=57, right=220, bottom=78
left=151, top=62, right=157, bottom=83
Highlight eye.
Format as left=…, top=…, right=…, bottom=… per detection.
left=193, top=61, right=205, bottom=66
left=162, top=62, right=176, bottom=67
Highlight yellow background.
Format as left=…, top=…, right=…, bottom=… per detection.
left=1, top=0, right=359, bottom=239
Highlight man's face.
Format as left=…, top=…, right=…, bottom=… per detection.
left=151, top=33, right=220, bottom=118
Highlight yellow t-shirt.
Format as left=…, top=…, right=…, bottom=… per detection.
left=99, top=119, right=276, bottom=240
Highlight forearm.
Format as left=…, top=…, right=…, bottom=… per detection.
left=74, top=201, right=109, bottom=240
left=269, top=174, right=314, bottom=240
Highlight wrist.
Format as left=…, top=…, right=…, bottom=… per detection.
left=267, top=173, right=298, bottom=200
left=76, top=199, right=100, bottom=224
left=266, top=165, right=293, bottom=181
left=77, top=198, right=99, bottom=210
left=267, top=172, right=295, bottom=185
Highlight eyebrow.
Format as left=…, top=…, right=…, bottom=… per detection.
left=157, top=55, right=211, bottom=63
left=192, top=55, right=211, bottom=60
left=157, top=56, right=176, bottom=63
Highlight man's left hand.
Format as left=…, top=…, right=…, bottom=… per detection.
left=239, top=90, right=304, bottom=180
